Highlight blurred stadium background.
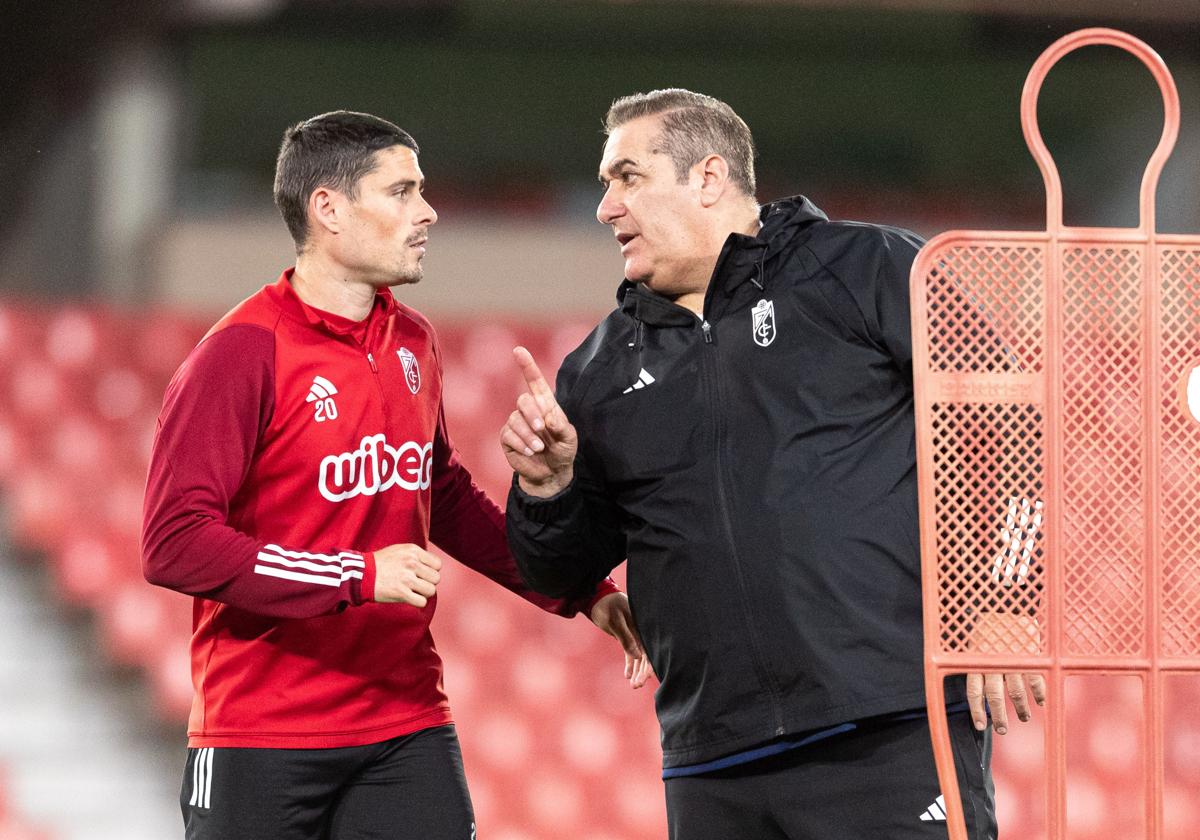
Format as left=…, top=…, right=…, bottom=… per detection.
left=1, top=1, right=1198, bottom=838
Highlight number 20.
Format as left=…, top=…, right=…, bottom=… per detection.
left=314, top=398, right=338, bottom=422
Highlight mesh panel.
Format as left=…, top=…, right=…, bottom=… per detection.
left=1061, top=247, right=1146, bottom=657
left=1161, top=247, right=1200, bottom=659
left=925, top=245, right=1045, bottom=373
left=913, top=240, right=1200, bottom=662
left=931, top=401, right=1046, bottom=654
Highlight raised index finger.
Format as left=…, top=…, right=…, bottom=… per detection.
left=513, top=346, right=555, bottom=401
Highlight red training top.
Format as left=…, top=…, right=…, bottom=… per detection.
left=143, top=271, right=615, bottom=748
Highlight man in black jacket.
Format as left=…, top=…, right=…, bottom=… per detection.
left=501, top=88, right=1043, bottom=839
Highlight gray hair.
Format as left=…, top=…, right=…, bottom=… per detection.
left=604, top=88, right=756, bottom=196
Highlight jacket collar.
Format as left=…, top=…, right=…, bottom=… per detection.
left=266, top=268, right=398, bottom=341
left=712, top=195, right=828, bottom=297
left=616, top=195, right=827, bottom=326
left=618, top=282, right=697, bottom=327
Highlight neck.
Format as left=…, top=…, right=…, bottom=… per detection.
left=673, top=205, right=762, bottom=317
left=291, top=250, right=377, bottom=322
left=672, top=291, right=704, bottom=316
left=737, top=203, right=762, bottom=238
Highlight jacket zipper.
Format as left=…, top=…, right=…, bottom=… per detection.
left=699, top=318, right=786, bottom=737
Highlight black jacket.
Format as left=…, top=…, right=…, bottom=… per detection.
left=507, top=196, right=963, bottom=769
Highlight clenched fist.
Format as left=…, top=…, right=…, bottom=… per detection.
left=372, top=544, right=442, bottom=608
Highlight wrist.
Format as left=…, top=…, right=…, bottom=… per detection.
left=518, top=470, right=574, bottom=498
left=583, top=578, right=621, bottom=616
left=359, top=551, right=377, bottom=603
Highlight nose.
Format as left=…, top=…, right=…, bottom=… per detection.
left=596, top=185, right=623, bottom=225
left=418, top=194, right=438, bottom=226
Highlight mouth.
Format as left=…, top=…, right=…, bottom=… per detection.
left=615, top=232, right=638, bottom=253
left=409, top=237, right=428, bottom=254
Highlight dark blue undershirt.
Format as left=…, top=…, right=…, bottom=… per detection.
left=662, top=702, right=972, bottom=779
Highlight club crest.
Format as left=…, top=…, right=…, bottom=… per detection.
left=398, top=348, right=421, bottom=395
left=751, top=299, right=776, bottom=347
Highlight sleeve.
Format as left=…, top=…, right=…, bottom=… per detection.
left=426, top=349, right=618, bottom=617
left=141, top=324, right=376, bottom=619
left=505, top=373, right=628, bottom=601
left=867, top=226, right=924, bottom=375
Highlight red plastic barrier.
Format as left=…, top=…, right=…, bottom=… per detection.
left=912, top=28, right=1200, bottom=840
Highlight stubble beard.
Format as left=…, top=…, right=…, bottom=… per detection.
left=393, top=231, right=427, bottom=285
left=396, top=262, right=423, bottom=285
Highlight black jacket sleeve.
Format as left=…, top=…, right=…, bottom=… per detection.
left=506, top=336, right=629, bottom=599
left=505, top=453, right=627, bottom=600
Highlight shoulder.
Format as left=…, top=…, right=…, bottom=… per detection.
left=775, top=220, right=924, bottom=311
left=204, top=284, right=283, bottom=340
left=772, top=220, right=926, bottom=341
left=172, top=324, right=275, bottom=397
left=393, top=300, right=437, bottom=340
left=176, top=287, right=279, bottom=389
left=799, top=220, right=924, bottom=276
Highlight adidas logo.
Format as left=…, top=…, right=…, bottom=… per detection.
left=307, top=375, right=339, bottom=423
left=919, top=794, right=947, bottom=822
left=307, top=376, right=338, bottom=402
left=622, top=368, right=656, bottom=395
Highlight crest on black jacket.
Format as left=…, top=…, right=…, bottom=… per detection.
left=752, top=298, right=776, bottom=347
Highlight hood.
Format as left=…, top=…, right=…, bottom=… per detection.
left=758, top=194, right=828, bottom=262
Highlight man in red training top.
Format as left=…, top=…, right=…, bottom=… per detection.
left=142, top=110, right=647, bottom=840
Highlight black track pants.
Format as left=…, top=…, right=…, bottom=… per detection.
left=665, top=713, right=995, bottom=840
left=180, top=724, right=475, bottom=840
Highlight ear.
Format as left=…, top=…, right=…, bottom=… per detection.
left=696, top=154, right=731, bottom=208
left=308, top=186, right=344, bottom=237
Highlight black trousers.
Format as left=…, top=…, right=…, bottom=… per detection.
left=180, top=724, right=475, bottom=840
left=664, top=713, right=995, bottom=840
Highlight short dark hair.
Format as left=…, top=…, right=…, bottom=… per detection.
left=604, top=89, right=756, bottom=196
left=273, top=111, right=418, bottom=248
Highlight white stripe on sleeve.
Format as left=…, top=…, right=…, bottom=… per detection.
left=255, top=551, right=343, bottom=575
left=253, top=546, right=366, bottom=587
left=253, top=565, right=363, bottom=587
left=262, top=544, right=364, bottom=564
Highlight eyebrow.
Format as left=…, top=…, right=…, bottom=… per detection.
left=598, top=157, right=639, bottom=182
left=385, top=178, right=424, bottom=192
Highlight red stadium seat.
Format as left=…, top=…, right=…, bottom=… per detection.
left=149, top=641, right=195, bottom=723
left=8, top=468, right=73, bottom=549
left=558, top=709, right=619, bottom=775
left=8, top=358, right=65, bottom=421
left=132, top=310, right=207, bottom=380
left=0, top=416, right=20, bottom=482
left=51, top=532, right=121, bottom=607
left=522, top=769, right=586, bottom=835
left=0, top=769, right=55, bottom=840
left=118, top=586, right=190, bottom=662
left=0, top=817, right=53, bottom=840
